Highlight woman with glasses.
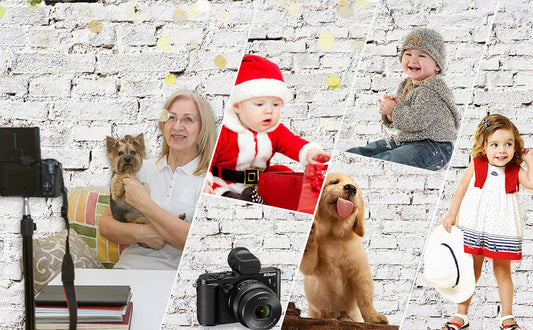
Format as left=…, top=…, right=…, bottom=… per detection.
left=99, top=90, right=216, bottom=269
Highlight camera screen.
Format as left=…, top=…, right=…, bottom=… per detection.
left=0, top=127, right=41, bottom=164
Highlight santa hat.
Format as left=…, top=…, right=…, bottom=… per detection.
left=229, top=55, right=291, bottom=105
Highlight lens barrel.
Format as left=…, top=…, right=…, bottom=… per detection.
left=229, top=280, right=281, bottom=329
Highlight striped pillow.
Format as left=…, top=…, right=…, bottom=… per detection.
left=67, top=188, right=128, bottom=268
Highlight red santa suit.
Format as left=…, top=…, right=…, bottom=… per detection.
left=210, top=107, right=318, bottom=195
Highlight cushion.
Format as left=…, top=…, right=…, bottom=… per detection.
left=67, top=187, right=128, bottom=269
left=33, top=229, right=104, bottom=294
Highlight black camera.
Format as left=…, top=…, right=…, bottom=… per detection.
left=0, top=127, right=62, bottom=197
left=196, top=247, right=282, bottom=329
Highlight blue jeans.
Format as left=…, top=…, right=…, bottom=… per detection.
left=346, top=139, right=453, bottom=171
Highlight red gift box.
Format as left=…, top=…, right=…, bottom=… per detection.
left=258, top=164, right=328, bottom=214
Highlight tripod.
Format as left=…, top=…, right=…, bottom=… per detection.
left=21, top=197, right=35, bottom=330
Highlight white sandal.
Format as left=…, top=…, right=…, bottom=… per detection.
left=442, top=313, right=470, bottom=330
left=500, top=315, right=521, bottom=329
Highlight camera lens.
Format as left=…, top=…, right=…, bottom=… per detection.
left=229, top=280, right=281, bottom=329
left=255, top=305, right=271, bottom=318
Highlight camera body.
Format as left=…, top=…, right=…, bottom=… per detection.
left=196, top=248, right=282, bottom=329
left=0, top=127, right=62, bottom=198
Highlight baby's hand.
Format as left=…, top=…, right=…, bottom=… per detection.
left=307, top=149, right=330, bottom=164
left=378, top=98, right=398, bottom=116
left=442, top=214, right=456, bottom=233
left=203, top=182, right=215, bottom=194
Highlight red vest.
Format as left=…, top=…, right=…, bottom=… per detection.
left=473, top=157, right=520, bottom=194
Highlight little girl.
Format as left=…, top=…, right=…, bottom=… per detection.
left=441, top=114, right=533, bottom=330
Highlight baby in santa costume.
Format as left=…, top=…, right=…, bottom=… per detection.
left=207, top=54, right=330, bottom=202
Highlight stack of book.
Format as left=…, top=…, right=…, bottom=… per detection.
left=35, top=285, right=133, bottom=330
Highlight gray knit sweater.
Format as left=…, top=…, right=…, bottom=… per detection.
left=382, top=77, right=461, bottom=143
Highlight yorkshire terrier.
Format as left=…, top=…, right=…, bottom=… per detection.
left=106, top=134, right=149, bottom=225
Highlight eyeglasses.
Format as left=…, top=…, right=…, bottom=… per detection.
left=159, top=110, right=200, bottom=126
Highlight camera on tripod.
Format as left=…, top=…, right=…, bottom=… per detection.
left=0, top=127, right=62, bottom=198
left=196, top=247, right=282, bottom=329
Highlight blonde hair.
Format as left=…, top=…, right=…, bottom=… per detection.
left=472, top=114, right=524, bottom=165
left=158, top=90, right=216, bottom=175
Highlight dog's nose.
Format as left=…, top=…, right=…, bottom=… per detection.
left=343, top=184, right=357, bottom=196
left=124, top=157, right=131, bottom=163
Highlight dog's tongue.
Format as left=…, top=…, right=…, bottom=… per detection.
left=337, top=198, right=354, bottom=217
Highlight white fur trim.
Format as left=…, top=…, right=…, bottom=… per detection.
left=235, top=130, right=273, bottom=171
left=298, top=142, right=321, bottom=166
left=213, top=176, right=245, bottom=194
left=229, top=78, right=290, bottom=105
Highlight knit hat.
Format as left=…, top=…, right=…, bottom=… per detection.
left=424, top=226, right=475, bottom=304
left=399, top=28, right=446, bottom=73
left=229, top=55, right=291, bottom=105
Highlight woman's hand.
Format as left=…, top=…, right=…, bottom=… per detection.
left=123, top=176, right=153, bottom=213
left=136, top=223, right=167, bottom=250
left=442, top=214, right=456, bottom=233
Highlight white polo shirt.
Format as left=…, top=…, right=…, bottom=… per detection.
left=113, top=155, right=203, bottom=270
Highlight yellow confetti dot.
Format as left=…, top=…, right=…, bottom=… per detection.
left=337, top=6, right=353, bottom=18
left=288, top=2, right=303, bottom=17
left=126, top=5, right=139, bottom=18
left=338, top=0, right=350, bottom=8
left=318, top=31, right=335, bottom=50
left=132, top=11, right=145, bottom=24
left=38, top=38, right=49, bottom=49
left=0, top=5, right=6, bottom=18
left=195, top=0, right=210, bottom=12
left=173, top=8, right=186, bottom=23
left=280, top=0, right=296, bottom=10
left=189, top=6, right=200, bottom=17
left=267, top=44, right=279, bottom=57
left=318, top=118, right=333, bottom=131
left=214, top=55, right=227, bottom=68
left=327, top=76, right=341, bottom=89
left=88, top=19, right=103, bottom=34
left=356, top=0, right=368, bottom=8
left=186, top=40, right=199, bottom=52
left=216, top=10, right=229, bottom=22
left=27, top=0, right=41, bottom=10
left=157, top=36, right=172, bottom=52
left=165, top=74, right=177, bottom=86
left=352, top=37, right=366, bottom=52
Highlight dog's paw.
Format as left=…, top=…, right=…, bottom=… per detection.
left=336, top=311, right=353, bottom=322
left=365, top=314, right=388, bottom=325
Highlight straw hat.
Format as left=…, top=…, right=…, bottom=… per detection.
left=424, top=226, right=475, bottom=303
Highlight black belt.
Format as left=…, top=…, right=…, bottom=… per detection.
left=212, top=167, right=260, bottom=186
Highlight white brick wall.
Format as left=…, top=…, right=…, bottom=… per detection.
left=404, top=1, right=533, bottom=328
left=2, top=0, right=533, bottom=329
left=0, top=0, right=254, bottom=328
left=160, top=194, right=313, bottom=329
left=336, top=0, right=499, bottom=152
left=289, top=151, right=445, bottom=326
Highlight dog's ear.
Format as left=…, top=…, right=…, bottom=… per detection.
left=106, top=136, right=119, bottom=156
left=133, top=133, right=146, bottom=158
left=353, top=198, right=365, bottom=237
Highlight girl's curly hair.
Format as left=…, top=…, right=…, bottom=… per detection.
left=472, top=114, right=524, bottom=165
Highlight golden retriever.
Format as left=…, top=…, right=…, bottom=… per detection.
left=300, top=172, right=388, bottom=324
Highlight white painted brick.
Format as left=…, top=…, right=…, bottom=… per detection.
left=11, top=53, right=96, bottom=74
left=29, top=76, right=71, bottom=97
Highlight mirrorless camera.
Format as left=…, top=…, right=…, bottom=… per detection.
left=0, top=127, right=62, bottom=197
left=196, top=247, right=282, bottom=329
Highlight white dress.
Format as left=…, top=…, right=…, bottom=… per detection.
left=457, top=162, right=523, bottom=260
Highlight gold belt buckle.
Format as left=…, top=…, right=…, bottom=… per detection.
left=243, top=168, right=260, bottom=186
